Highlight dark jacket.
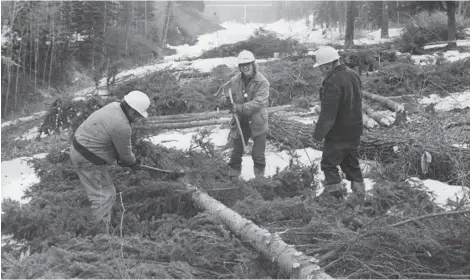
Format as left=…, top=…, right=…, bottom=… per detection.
left=229, top=71, right=270, bottom=137
left=313, top=64, right=363, bottom=141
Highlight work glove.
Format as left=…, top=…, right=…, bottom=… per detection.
left=230, top=103, right=242, bottom=114
left=117, top=158, right=141, bottom=169
left=219, top=94, right=231, bottom=106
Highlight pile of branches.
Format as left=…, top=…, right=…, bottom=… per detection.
left=365, top=57, right=470, bottom=97
left=229, top=176, right=470, bottom=279
left=37, top=96, right=116, bottom=138
left=2, top=131, right=470, bottom=279
left=397, top=22, right=466, bottom=54
left=267, top=111, right=470, bottom=186
left=199, top=28, right=308, bottom=59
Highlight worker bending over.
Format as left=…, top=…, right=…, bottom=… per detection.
left=220, top=50, right=270, bottom=181
left=70, top=90, right=150, bottom=236
left=312, top=46, right=365, bottom=205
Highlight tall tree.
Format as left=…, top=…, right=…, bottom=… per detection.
left=344, top=1, right=355, bottom=49
left=381, top=1, right=389, bottom=38
left=446, top=1, right=457, bottom=48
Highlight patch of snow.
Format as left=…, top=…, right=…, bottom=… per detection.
left=1, top=111, right=48, bottom=129
left=150, top=126, right=230, bottom=150
left=452, top=143, right=469, bottom=149
left=1, top=153, right=48, bottom=204
left=424, top=39, right=470, bottom=49
left=442, top=50, right=470, bottom=62
left=407, top=177, right=468, bottom=207
left=353, top=28, right=403, bottom=45
left=412, top=50, right=470, bottom=65
left=166, top=21, right=264, bottom=60
left=14, top=126, right=46, bottom=141
left=419, top=91, right=470, bottom=111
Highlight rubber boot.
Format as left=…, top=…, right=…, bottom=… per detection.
left=350, top=181, right=366, bottom=206
left=229, top=167, right=241, bottom=182
left=83, top=220, right=108, bottom=237
left=321, top=182, right=346, bottom=200
left=254, top=167, right=265, bottom=178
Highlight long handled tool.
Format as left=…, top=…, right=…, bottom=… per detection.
left=228, top=88, right=247, bottom=151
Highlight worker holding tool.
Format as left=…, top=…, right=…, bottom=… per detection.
left=69, top=90, right=150, bottom=236
left=219, top=50, right=270, bottom=181
left=312, top=46, right=365, bottom=206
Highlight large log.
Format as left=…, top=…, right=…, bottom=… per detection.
left=362, top=90, right=405, bottom=113
left=1, top=111, right=48, bottom=130
left=145, top=105, right=294, bottom=123
left=189, top=186, right=332, bottom=279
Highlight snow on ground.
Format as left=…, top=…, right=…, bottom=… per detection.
left=424, top=39, right=470, bottom=50
left=14, top=126, right=47, bottom=141
left=419, top=91, right=470, bottom=111
left=353, top=28, right=403, bottom=45
left=166, top=21, right=264, bottom=60
left=1, top=153, right=47, bottom=204
left=407, top=177, right=468, bottom=208
left=412, top=49, right=470, bottom=65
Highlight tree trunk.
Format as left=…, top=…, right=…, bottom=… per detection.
left=344, top=1, right=355, bottom=49
left=162, top=1, right=172, bottom=49
left=362, top=91, right=405, bottom=112
left=145, top=105, right=294, bottom=123
left=381, top=1, right=389, bottom=39
left=189, top=188, right=332, bottom=279
left=447, top=1, right=457, bottom=48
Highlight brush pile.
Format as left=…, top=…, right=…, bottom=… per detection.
left=199, top=28, right=308, bottom=59
left=2, top=137, right=469, bottom=279
left=365, top=58, right=470, bottom=97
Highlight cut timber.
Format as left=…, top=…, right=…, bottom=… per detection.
left=362, top=91, right=405, bottom=113
left=134, top=118, right=231, bottom=130
left=363, top=105, right=393, bottom=126
left=145, top=105, right=294, bottom=122
left=189, top=187, right=332, bottom=279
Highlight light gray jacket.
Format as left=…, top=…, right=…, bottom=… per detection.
left=74, top=102, right=136, bottom=165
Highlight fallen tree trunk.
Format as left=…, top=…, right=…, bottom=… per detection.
left=1, top=111, right=48, bottom=130
left=135, top=118, right=231, bottom=130
left=362, top=91, right=405, bottom=113
left=145, top=105, right=294, bottom=122
left=189, top=186, right=332, bottom=279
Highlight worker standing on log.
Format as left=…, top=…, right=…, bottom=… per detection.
left=70, top=90, right=150, bottom=236
left=312, top=46, right=366, bottom=205
left=219, top=50, right=270, bottom=181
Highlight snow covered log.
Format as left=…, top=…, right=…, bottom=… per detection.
left=135, top=118, right=231, bottom=130
left=362, top=91, right=405, bottom=113
left=1, top=111, right=48, bottom=130
left=190, top=187, right=332, bottom=279
left=145, top=105, right=294, bottom=123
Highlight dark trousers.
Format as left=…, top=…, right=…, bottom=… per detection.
left=320, top=137, right=363, bottom=185
left=228, top=120, right=266, bottom=172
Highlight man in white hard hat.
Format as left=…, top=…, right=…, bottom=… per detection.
left=312, top=46, right=365, bottom=205
left=219, top=50, right=270, bottom=180
left=70, top=90, right=150, bottom=236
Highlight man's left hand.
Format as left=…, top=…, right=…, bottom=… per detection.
left=313, top=137, right=323, bottom=145
left=230, top=104, right=242, bottom=114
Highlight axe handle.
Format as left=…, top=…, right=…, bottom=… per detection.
left=228, top=89, right=247, bottom=151
left=140, top=164, right=180, bottom=174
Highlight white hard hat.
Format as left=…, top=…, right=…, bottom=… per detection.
left=313, top=46, right=340, bottom=68
left=124, top=90, right=150, bottom=118
left=237, top=50, right=255, bottom=65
